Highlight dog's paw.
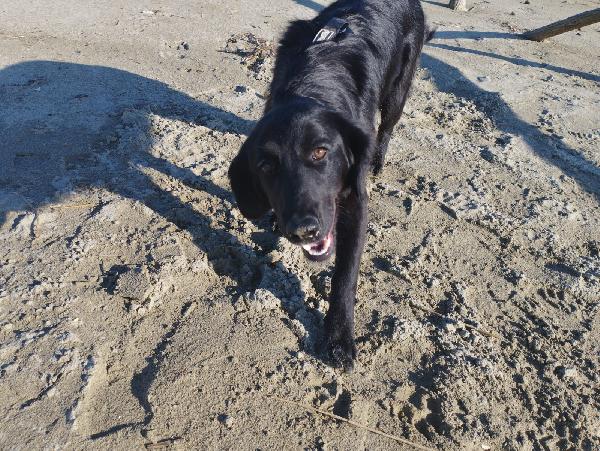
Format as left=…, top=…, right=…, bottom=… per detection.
left=371, top=160, right=383, bottom=176
left=326, top=330, right=356, bottom=372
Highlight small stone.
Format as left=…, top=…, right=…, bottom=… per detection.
left=477, top=76, right=490, bottom=82
left=558, top=367, right=577, bottom=379
left=218, top=414, right=233, bottom=428
left=426, top=276, right=440, bottom=288
left=458, top=328, right=470, bottom=338
left=178, top=41, right=190, bottom=51
left=444, top=322, right=456, bottom=333
left=234, top=85, right=248, bottom=94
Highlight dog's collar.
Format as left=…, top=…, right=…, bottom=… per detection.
left=312, top=17, right=352, bottom=44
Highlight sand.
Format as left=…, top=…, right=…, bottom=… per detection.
left=0, top=0, right=599, bottom=449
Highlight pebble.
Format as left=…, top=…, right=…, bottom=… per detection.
left=557, top=366, right=577, bottom=379
left=458, top=328, right=470, bottom=339
left=218, top=414, right=233, bottom=428
left=426, top=276, right=441, bottom=288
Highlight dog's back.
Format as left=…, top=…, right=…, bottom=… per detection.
left=267, top=0, right=427, bottom=124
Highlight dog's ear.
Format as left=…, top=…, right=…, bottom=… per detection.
left=327, top=111, right=372, bottom=196
left=424, top=25, right=437, bottom=43
left=228, top=138, right=270, bottom=219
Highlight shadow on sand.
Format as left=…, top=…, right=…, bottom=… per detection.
left=0, top=60, right=314, bottom=438
left=428, top=42, right=600, bottom=83
left=293, top=0, right=325, bottom=12
left=421, top=52, right=600, bottom=202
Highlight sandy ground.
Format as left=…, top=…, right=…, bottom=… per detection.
left=1, top=0, right=599, bottom=449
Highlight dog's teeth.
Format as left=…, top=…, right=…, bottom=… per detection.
left=300, top=232, right=333, bottom=256
left=302, top=241, right=327, bottom=255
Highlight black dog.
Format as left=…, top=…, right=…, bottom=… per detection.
left=229, top=0, right=432, bottom=370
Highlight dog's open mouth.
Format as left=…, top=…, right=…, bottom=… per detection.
left=300, top=230, right=334, bottom=261
left=301, top=231, right=332, bottom=256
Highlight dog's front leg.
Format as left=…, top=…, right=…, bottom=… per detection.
left=325, top=188, right=368, bottom=371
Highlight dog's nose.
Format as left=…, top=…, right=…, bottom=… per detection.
left=287, top=215, right=320, bottom=242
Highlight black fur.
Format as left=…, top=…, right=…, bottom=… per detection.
left=228, top=0, right=431, bottom=370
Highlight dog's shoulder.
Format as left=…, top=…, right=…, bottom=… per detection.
left=279, top=19, right=316, bottom=52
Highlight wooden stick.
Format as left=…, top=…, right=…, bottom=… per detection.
left=144, top=436, right=182, bottom=449
left=50, top=202, right=97, bottom=210
left=266, top=395, right=434, bottom=450
left=522, top=8, right=600, bottom=41
left=449, top=0, right=467, bottom=12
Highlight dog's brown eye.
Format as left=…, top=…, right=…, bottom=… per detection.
left=258, top=159, right=278, bottom=174
left=311, top=147, right=327, bottom=161
left=258, top=161, right=273, bottom=173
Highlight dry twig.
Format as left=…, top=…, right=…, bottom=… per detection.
left=266, top=395, right=433, bottom=450
left=50, top=202, right=98, bottom=210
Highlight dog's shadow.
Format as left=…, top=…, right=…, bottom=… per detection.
left=0, top=61, right=322, bottom=360
left=421, top=53, right=600, bottom=203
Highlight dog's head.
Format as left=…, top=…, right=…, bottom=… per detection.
left=228, top=100, right=369, bottom=261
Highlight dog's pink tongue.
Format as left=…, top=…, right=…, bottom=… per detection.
left=301, top=231, right=333, bottom=256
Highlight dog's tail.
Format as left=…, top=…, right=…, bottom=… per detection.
left=424, top=24, right=436, bottom=43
